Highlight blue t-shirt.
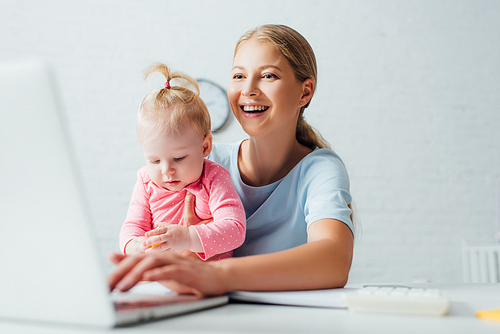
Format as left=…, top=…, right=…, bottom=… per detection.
left=209, top=140, right=353, bottom=257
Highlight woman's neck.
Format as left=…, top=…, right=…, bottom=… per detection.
left=238, top=133, right=312, bottom=187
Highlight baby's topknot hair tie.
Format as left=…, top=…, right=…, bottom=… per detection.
left=164, top=81, right=171, bottom=89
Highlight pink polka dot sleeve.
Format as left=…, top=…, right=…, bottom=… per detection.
left=190, top=162, right=246, bottom=260
left=119, top=169, right=153, bottom=253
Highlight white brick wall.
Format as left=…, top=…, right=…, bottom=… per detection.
left=2, top=0, right=499, bottom=282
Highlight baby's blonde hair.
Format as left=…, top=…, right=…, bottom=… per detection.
left=137, top=63, right=211, bottom=144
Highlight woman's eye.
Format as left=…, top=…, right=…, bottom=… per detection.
left=232, top=74, right=244, bottom=80
left=263, top=73, right=278, bottom=79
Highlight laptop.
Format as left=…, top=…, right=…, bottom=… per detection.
left=0, top=61, right=228, bottom=327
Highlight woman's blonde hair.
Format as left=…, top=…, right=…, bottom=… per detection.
left=235, top=25, right=358, bottom=234
left=234, top=24, right=331, bottom=150
left=137, top=63, right=211, bottom=143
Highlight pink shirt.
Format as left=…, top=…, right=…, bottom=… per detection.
left=120, top=159, right=246, bottom=260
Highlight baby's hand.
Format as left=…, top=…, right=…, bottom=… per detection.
left=124, top=236, right=148, bottom=255
left=144, top=224, right=191, bottom=254
left=146, top=226, right=165, bottom=248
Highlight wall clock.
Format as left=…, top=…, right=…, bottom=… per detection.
left=197, top=79, right=230, bottom=133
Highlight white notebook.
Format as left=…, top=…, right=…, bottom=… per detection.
left=229, top=288, right=358, bottom=308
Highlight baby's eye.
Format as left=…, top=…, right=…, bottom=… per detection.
left=148, top=159, right=160, bottom=164
left=173, top=156, right=186, bottom=162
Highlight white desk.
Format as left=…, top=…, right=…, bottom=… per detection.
left=1, top=284, right=499, bottom=334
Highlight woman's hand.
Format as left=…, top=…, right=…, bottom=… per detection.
left=182, top=191, right=213, bottom=227
left=107, top=252, right=228, bottom=297
left=108, top=192, right=226, bottom=296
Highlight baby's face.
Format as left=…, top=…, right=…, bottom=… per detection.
left=141, top=126, right=211, bottom=192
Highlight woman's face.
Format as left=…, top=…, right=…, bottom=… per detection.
left=228, top=39, right=306, bottom=138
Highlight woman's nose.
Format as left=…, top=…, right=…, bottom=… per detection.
left=242, top=79, right=259, bottom=97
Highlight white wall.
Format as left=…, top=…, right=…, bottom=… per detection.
left=2, top=0, right=499, bottom=283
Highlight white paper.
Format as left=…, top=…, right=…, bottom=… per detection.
left=229, top=288, right=358, bottom=309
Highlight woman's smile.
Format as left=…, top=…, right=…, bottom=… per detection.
left=240, top=103, right=270, bottom=114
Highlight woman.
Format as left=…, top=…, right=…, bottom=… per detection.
left=108, top=24, right=354, bottom=296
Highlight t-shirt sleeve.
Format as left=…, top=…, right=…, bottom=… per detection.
left=119, top=168, right=153, bottom=254
left=301, top=150, right=353, bottom=235
left=207, top=141, right=239, bottom=172
left=190, top=162, right=246, bottom=260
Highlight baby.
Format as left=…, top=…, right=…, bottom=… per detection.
left=119, top=63, right=245, bottom=261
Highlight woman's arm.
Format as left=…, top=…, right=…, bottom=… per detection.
left=108, top=218, right=353, bottom=295
left=217, top=218, right=353, bottom=291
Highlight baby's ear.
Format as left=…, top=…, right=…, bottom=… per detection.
left=202, top=134, right=213, bottom=157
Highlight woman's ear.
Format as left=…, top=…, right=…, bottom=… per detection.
left=202, top=134, right=213, bottom=157
left=300, top=78, right=314, bottom=107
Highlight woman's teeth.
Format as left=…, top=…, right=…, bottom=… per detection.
left=242, top=105, right=269, bottom=113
